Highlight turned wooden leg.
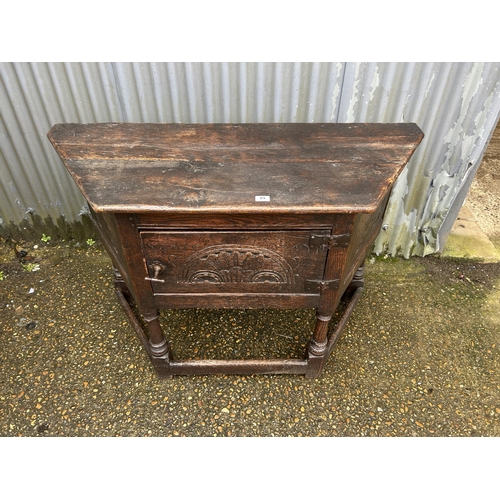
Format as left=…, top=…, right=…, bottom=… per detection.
left=143, top=313, right=170, bottom=357
left=113, top=267, right=132, bottom=299
left=305, top=262, right=365, bottom=378
left=143, top=312, right=172, bottom=378
left=114, top=283, right=172, bottom=379
left=306, top=313, right=331, bottom=378
left=344, top=263, right=365, bottom=298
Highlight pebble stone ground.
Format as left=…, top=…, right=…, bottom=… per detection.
left=1, top=240, right=499, bottom=438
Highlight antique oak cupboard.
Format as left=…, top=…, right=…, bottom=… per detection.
left=48, top=123, right=423, bottom=378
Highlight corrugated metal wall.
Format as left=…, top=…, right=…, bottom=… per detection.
left=1, top=62, right=500, bottom=256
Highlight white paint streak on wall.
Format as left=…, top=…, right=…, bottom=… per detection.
left=424, top=69, right=435, bottom=101
left=401, top=93, right=412, bottom=121
left=330, top=62, right=344, bottom=122
left=442, top=65, right=481, bottom=174
left=369, top=65, right=379, bottom=103
left=345, top=63, right=363, bottom=123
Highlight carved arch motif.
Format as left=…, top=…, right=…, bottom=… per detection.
left=179, top=245, right=294, bottom=284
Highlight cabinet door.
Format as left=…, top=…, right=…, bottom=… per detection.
left=140, top=230, right=330, bottom=295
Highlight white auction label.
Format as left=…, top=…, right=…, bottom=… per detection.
left=255, top=195, right=270, bottom=202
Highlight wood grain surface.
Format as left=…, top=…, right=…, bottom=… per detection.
left=48, top=123, right=423, bottom=214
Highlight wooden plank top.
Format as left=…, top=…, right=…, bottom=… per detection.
left=48, top=123, right=423, bottom=214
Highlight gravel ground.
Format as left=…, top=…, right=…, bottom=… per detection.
left=467, top=121, right=500, bottom=246
left=1, top=240, right=499, bottom=437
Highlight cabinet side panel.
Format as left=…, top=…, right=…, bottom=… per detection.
left=341, top=191, right=391, bottom=291
left=89, top=208, right=142, bottom=303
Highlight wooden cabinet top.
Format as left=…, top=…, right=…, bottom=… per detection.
left=48, top=122, right=423, bottom=215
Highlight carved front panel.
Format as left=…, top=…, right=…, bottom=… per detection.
left=140, top=230, right=330, bottom=295
left=180, top=245, right=295, bottom=284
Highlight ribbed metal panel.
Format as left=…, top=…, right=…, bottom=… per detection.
left=1, top=62, right=499, bottom=256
